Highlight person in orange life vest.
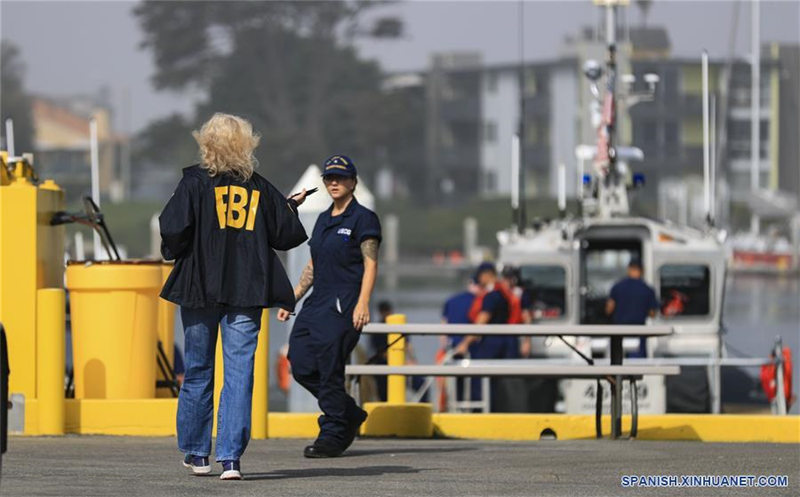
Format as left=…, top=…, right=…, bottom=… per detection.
left=455, top=262, right=518, bottom=359
left=499, top=266, right=537, bottom=357
left=454, top=263, right=518, bottom=404
left=439, top=279, right=481, bottom=406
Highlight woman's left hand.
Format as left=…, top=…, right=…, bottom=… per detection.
left=353, top=301, right=370, bottom=331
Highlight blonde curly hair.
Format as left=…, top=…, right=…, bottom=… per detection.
left=193, top=113, right=260, bottom=181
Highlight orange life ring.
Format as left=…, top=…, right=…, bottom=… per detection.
left=276, top=348, right=291, bottom=394
left=760, top=347, right=794, bottom=407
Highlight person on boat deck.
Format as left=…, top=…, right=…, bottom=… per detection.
left=605, top=259, right=659, bottom=358
left=160, top=113, right=308, bottom=480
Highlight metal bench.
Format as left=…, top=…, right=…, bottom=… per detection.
left=354, top=322, right=678, bottom=439
left=346, top=363, right=679, bottom=439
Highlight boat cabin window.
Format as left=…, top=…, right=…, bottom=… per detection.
left=659, top=264, right=711, bottom=317
left=581, top=240, right=642, bottom=324
left=519, top=265, right=567, bottom=319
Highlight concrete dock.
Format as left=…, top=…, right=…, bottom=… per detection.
left=3, top=436, right=798, bottom=497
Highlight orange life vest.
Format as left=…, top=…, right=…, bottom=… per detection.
left=467, top=283, right=521, bottom=324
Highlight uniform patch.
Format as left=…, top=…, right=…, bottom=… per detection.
left=337, top=228, right=352, bottom=236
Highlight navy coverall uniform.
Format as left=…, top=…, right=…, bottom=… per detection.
left=289, top=198, right=381, bottom=447
left=609, top=277, right=659, bottom=357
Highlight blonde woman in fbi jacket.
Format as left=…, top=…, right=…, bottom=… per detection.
left=159, top=113, right=308, bottom=480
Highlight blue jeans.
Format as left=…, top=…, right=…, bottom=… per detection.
left=177, top=306, right=261, bottom=462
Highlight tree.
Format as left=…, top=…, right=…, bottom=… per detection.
left=1, top=40, right=35, bottom=154
left=134, top=1, right=418, bottom=191
left=132, top=113, right=196, bottom=168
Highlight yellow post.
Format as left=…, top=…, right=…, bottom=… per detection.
left=386, top=313, right=406, bottom=404
left=251, top=311, right=269, bottom=439
left=36, top=288, right=65, bottom=435
left=156, top=263, right=176, bottom=398
left=213, top=309, right=269, bottom=438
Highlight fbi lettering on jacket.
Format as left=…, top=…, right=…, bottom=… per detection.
left=215, top=186, right=261, bottom=231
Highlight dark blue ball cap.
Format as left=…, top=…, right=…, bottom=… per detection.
left=473, top=261, right=497, bottom=282
left=322, top=154, right=357, bottom=178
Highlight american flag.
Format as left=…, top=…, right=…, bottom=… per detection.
left=594, top=65, right=616, bottom=175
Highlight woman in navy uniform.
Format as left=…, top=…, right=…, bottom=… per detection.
left=278, top=154, right=381, bottom=458
left=160, top=113, right=308, bottom=479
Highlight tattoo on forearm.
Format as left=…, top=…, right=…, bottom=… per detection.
left=361, top=238, right=379, bottom=262
left=295, top=260, right=314, bottom=299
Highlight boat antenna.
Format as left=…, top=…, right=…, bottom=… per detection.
left=702, top=50, right=713, bottom=227
left=516, top=0, right=527, bottom=232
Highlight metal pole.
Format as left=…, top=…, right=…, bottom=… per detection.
left=511, top=134, right=520, bottom=225
left=710, top=94, right=717, bottom=224
left=702, top=51, right=711, bottom=222
left=4, top=119, right=14, bottom=157
left=150, top=213, right=161, bottom=259
left=463, top=217, right=478, bottom=263
left=774, top=337, right=787, bottom=415
left=517, top=0, right=527, bottom=231
left=74, top=231, right=85, bottom=261
left=750, top=0, right=761, bottom=234
left=605, top=3, right=616, bottom=46
left=90, top=118, right=102, bottom=259
left=122, top=87, right=132, bottom=201
left=385, top=214, right=399, bottom=290
left=610, top=335, right=623, bottom=439
left=558, top=163, right=567, bottom=216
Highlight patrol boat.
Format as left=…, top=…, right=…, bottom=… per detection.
left=495, top=0, right=728, bottom=414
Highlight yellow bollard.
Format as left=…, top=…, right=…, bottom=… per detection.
left=36, top=288, right=65, bottom=435
left=386, top=314, right=406, bottom=404
left=156, top=263, right=176, bottom=398
left=251, top=311, right=269, bottom=439
left=213, top=309, right=269, bottom=438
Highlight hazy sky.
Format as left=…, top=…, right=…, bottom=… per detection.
left=2, top=0, right=798, bottom=133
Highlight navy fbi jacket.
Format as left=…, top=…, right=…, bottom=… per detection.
left=159, top=165, right=308, bottom=310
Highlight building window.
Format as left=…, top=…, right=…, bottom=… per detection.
left=484, top=170, right=497, bottom=192
left=664, top=121, right=679, bottom=148
left=484, top=121, right=498, bottom=143
left=486, top=72, right=498, bottom=93
left=520, top=265, right=567, bottom=319
left=524, top=68, right=538, bottom=96
left=635, top=120, right=658, bottom=152
left=440, top=124, right=455, bottom=148
left=659, top=265, right=710, bottom=316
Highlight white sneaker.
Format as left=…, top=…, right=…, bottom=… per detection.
left=220, top=460, right=242, bottom=480
left=182, top=454, right=211, bottom=475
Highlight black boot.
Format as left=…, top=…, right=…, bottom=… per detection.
left=303, top=440, right=345, bottom=458
left=342, top=408, right=368, bottom=450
